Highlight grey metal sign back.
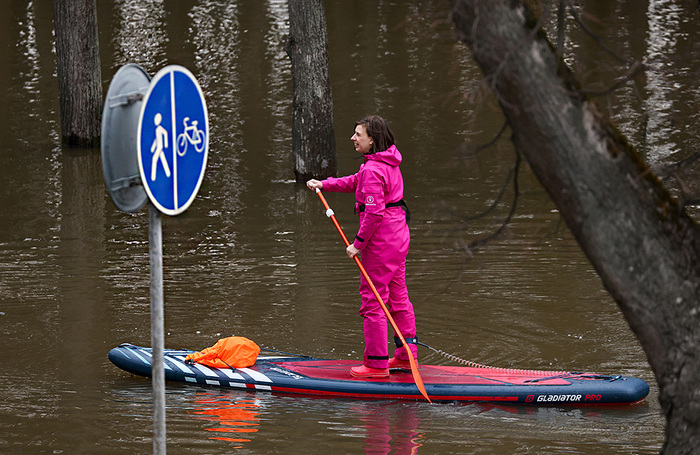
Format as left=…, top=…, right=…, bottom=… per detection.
left=101, top=64, right=150, bottom=213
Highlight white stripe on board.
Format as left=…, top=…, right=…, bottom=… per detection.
left=131, top=349, right=151, bottom=365
left=221, top=369, right=245, bottom=381
left=192, top=363, right=219, bottom=378
left=168, top=357, right=194, bottom=374
left=142, top=350, right=172, bottom=370
left=239, top=368, right=272, bottom=383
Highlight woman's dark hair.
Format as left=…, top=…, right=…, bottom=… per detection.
left=356, top=115, right=395, bottom=154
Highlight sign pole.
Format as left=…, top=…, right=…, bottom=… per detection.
left=149, top=202, right=166, bottom=454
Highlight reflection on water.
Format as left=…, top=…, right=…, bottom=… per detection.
left=16, top=1, right=41, bottom=113
left=189, top=392, right=261, bottom=447
left=643, top=0, right=682, bottom=163
left=112, top=0, right=167, bottom=71
left=351, top=402, right=423, bottom=455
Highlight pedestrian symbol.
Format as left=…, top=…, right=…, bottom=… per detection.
left=150, top=113, right=171, bottom=181
left=137, top=65, right=208, bottom=216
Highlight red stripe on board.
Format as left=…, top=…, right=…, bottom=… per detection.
left=262, top=385, right=521, bottom=402
left=271, top=361, right=571, bottom=386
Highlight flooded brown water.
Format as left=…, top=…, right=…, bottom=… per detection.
left=3, top=0, right=699, bottom=453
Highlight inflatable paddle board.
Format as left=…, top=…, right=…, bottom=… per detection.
left=108, top=344, right=649, bottom=405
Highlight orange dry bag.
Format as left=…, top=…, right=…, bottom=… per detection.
left=184, top=336, right=260, bottom=369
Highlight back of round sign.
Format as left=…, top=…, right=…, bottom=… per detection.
left=101, top=64, right=151, bottom=213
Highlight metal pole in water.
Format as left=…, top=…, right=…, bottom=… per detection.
left=149, top=203, right=166, bottom=454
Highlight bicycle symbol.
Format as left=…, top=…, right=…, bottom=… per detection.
left=176, top=117, right=206, bottom=157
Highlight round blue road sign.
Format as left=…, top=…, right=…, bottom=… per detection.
left=138, top=65, right=208, bottom=216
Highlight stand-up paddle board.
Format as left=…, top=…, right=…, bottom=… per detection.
left=108, top=344, right=649, bottom=405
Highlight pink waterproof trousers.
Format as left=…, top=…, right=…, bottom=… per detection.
left=358, top=208, right=417, bottom=368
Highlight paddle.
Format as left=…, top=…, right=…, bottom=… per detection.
left=314, top=188, right=431, bottom=403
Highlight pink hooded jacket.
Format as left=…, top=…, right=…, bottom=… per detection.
left=321, top=145, right=407, bottom=251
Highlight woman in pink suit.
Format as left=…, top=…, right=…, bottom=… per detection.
left=307, top=115, right=417, bottom=378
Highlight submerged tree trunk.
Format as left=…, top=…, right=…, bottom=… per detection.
left=448, top=1, right=700, bottom=452
left=53, top=0, right=102, bottom=147
left=286, top=0, right=337, bottom=182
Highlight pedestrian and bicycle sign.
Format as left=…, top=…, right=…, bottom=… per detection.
left=137, top=65, right=208, bottom=216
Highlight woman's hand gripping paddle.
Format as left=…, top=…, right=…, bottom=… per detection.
left=314, top=189, right=431, bottom=403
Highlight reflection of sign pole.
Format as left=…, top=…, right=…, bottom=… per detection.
left=102, top=63, right=208, bottom=455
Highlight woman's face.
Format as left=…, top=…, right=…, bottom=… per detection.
left=351, top=124, right=372, bottom=155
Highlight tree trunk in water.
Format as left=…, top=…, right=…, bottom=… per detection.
left=287, top=0, right=337, bottom=182
left=448, top=1, right=700, bottom=452
left=53, top=0, right=102, bottom=147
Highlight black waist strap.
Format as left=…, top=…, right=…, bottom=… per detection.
left=355, top=199, right=410, bottom=223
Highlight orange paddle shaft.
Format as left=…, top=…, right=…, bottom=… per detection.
left=315, top=189, right=431, bottom=403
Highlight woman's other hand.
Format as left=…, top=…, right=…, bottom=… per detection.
left=306, top=179, right=323, bottom=191
left=346, top=244, right=360, bottom=258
